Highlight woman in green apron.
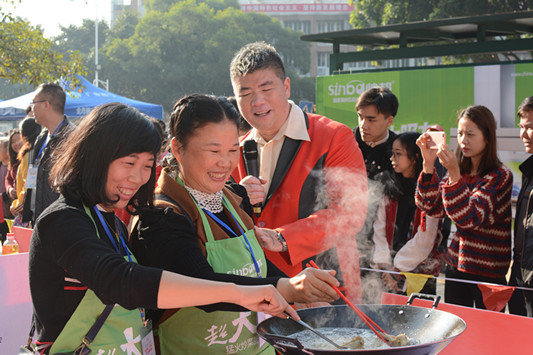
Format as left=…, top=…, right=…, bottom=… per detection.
left=28, top=103, right=298, bottom=355
left=131, top=94, right=341, bottom=355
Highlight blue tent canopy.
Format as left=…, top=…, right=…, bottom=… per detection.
left=0, top=77, right=163, bottom=120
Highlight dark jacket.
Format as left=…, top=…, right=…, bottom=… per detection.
left=516, top=155, right=533, bottom=284
left=27, top=117, right=74, bottom=223
left=353, top=127, right=397, bottom=183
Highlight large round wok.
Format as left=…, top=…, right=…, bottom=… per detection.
left=257, top=300, right=466, bottom=354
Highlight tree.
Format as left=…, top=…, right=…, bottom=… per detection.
left=102, top=0, right=311, bottom=112
left=52, top=19, right=109, bottom=83
left=0, top=1, right=86, bottom=89
left=348, top=0, right=532, bottom=28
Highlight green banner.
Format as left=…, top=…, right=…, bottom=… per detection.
left=316, top=63, right=533, bottom=134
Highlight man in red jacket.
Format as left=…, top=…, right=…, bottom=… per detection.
left=230, top=42, right=368, bottom=303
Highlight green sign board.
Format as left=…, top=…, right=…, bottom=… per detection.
left=316, top=62, right=533, bottom=134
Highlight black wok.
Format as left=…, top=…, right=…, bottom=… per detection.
left=257, top=296, right=466, bottom=354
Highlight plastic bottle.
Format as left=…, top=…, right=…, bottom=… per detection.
left=2, top=233, right=19, bottom=255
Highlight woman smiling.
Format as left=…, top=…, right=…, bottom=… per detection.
left=131, top=94, right=340, bottom=354
left=28, top=103, right=297, bottom=354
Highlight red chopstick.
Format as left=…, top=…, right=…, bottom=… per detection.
left=307, top=260, right=391, bottom=346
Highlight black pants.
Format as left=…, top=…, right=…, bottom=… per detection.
left=508, top=258, right=533, bottom=317
left=0, top=221, right=8, bottom=244
left=444, top=266, right=507, bottom=309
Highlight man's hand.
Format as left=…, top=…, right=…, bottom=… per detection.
left=240, top=175, right=267, bottom=205
left=255, top=227, right=284, bottom=252
left=382, top=273, right=402, bottom=292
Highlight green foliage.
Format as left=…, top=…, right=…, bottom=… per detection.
left=0, top=0, right=86, bottom=90
left=0, top=18, right=86, bottom=89
left=97, top=0, right=310, bottom=111
left=144, top=0, right=180, bottom=12
left=144, top=0, right=239, bottom=13
left=348, top=0, right=532, bottom=28
left=45, top=0, right=312, bottom=111
left=108, top=11, right=138, bottom=40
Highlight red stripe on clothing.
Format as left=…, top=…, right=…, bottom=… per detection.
left=64, top=286, right=88, bottom=291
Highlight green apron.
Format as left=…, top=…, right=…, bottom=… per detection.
left=49, top=205, right=146, bottom=355
left=157, top=191, right=273, bottom=355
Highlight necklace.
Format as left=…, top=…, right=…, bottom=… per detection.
left=184, top=185, right=224, bottom=213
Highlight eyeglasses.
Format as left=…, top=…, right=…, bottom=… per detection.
left=30, top=100, right=47, bottom=108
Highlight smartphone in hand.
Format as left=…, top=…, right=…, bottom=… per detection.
left=426, top=131, right=446, bottom=149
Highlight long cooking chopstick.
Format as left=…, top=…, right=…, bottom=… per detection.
left=306, top=260, right=391, bottom=346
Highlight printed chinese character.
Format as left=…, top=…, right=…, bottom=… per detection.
left=228, top=312, right=255, bottom=343
left=205, top=324, right=229, bottom=346
left=120, top=327, right=141, bottom=355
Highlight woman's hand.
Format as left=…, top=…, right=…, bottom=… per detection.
left=436, top=144, right=461, bottom=183
left=8, top=187, right=16, bottom=200
left=277, top=268, right=340, bottom=304
left=255, top=227, right=284, bottom=252
left=239, top=175, right=267, bottom=205
left=235, top=284, right=299, bottom=320
left=416, top=133, right=439, bottom=174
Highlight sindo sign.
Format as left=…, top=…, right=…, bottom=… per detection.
left=327, top=80, right=395, bottom=103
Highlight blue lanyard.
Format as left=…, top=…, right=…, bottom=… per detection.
left=34, top=120, right=65, bottom=164
left=92, top=205, right=132, bottom=262
left=202, top=207, right=262, bottom=278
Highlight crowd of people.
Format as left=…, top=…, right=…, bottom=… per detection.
left=1, top=41, right=532, bottom=354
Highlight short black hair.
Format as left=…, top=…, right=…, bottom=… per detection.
left=36, top=83, right=66, bottom=114
left=169, top=94, right=238, bottom=148
left=394, top=132, right=422, bottom=177
left=356, top=87, right=399, bottom=118
left=518, top=96, right=533, bottom=118
left=230, top=42, right=285, bottom=82
left=51, top=103, right=161, bottom=213
left=17, top=116, right=41, bottom=160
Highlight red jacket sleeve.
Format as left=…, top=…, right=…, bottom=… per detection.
left=279, top=124, right=368, bottom=265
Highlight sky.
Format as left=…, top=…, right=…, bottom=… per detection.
left=4, top=0, right=112, bottom=38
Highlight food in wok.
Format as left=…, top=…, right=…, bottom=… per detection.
left=289, top=327, right=413, bottom=350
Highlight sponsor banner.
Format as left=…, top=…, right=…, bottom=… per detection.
left=241, top=3, right=353, bottom=13
left=316, top=62, right=533, bottom=134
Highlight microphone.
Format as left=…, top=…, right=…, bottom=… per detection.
left=243, top=140, right=262, bottom=216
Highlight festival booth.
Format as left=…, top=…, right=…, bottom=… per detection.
left=0, top=76, right=164, bottom=122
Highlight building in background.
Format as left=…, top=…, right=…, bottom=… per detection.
left=111, top=0, right=145, bottom=23
left=240, top=1, right=356, bottom=77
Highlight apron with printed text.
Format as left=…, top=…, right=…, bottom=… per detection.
left=157, top=194, right=272, bottom=355
left=49, top=205, right=146, bottom=354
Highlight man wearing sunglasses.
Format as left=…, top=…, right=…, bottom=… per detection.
left=26, top=83, right=75, bottom=224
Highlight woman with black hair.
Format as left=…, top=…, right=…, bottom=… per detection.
left=29, top=102, right=297, bottom=354
left=131, top=94, right=340, bottom=354
left=5, top=128, right=22, bottom=209
left=372, top=132, right=442, bottom=294
left=416, top=105, right=512, bottom=308
left=10, top=117, right=41, bottom=227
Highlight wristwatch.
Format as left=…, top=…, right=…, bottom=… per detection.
left=276, top=231, right=288, bottom=252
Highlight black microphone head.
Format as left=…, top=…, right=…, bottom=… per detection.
left=243, top=140, right=258, bottom=160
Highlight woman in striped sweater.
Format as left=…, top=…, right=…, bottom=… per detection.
left=415, top=105, right=512, bottom=309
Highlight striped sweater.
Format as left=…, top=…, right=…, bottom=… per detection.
left=415, top=165, right=512, bottom=278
